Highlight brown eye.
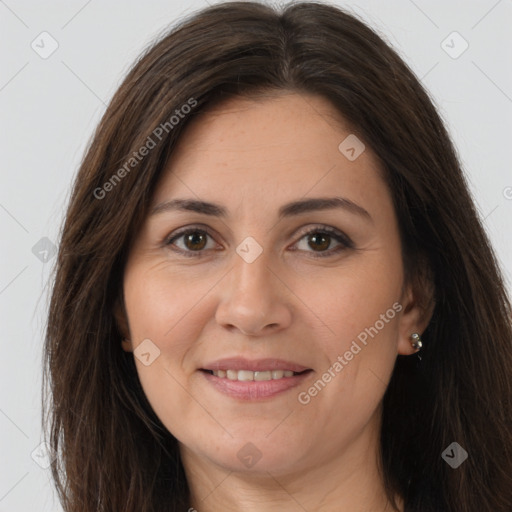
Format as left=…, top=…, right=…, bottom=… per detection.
left=165, top=225, right=353, bottom=259
left=165, top=228, right=216, bottom=257
left=294, top=226, right=353, bottom=258
left=307, top=232, right=331, bottom=252
left=183, top=231, right=208, bottom=251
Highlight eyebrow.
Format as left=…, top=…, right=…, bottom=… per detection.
left=150, top=196, right=372, bottom=222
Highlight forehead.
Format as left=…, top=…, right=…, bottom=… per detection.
left=173, top=92, right=353, bottom=156
left=152, top=92, right=387, bottom=213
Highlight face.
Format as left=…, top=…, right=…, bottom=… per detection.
left=120, top=92, right=424, bottom=478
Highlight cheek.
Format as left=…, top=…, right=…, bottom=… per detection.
left=296, top=275, right=401, bottom=447
left=123, top=265, right=210, bottom=344
left=304, top=253, right=402, bottom=347
left=122, top=264, right=222, bottom=370
left=122, top=268, right=210, bottom=435
left=295, top=250, right=402, bottom=406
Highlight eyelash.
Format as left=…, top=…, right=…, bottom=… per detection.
left=164, top=224, right=354, bottom=259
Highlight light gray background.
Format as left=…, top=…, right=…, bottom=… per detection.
left=1, top=0, right=511, bottom=509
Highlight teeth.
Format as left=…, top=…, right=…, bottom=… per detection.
left=212, top=369, right=296, bottom=380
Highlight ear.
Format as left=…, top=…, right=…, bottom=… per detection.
left=114, top=294, right=133, bottom=353
left=397, top=258, right=436, bottom=356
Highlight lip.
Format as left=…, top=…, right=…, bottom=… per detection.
left=200, top=357, right=311, bottom=373
left=200, top=368, right=313, bottom=400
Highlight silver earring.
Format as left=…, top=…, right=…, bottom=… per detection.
left=410, top=333, right=422, bottom=350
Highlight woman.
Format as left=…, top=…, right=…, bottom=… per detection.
left=42, top=2, right=512, bottom=511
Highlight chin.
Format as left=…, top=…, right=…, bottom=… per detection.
left=199, top=434, right=308, bottom=475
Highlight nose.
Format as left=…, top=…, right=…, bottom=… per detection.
left=215, top=250, right=292, bottom=337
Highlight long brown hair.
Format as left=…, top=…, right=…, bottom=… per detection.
left=42, top=2, right=512, bottom=511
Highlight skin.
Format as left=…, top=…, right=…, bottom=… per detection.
left=119, top=92, right=433, bottom=511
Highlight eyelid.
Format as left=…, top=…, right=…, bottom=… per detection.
left=164, top=223, right=354, bottom=257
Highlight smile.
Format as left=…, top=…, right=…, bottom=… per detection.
left=203, top=369, right=307, bottom=380
left=199, top=368, right=313, bottom=400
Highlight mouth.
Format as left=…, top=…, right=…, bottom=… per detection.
left=199, top=367, right=314, bottom=400
left=200, top=368, right=312, bottom=381
left=198, top=357, right=313, bottom=400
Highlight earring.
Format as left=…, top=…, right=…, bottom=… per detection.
left=410, top=333, right=423, bottom=350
